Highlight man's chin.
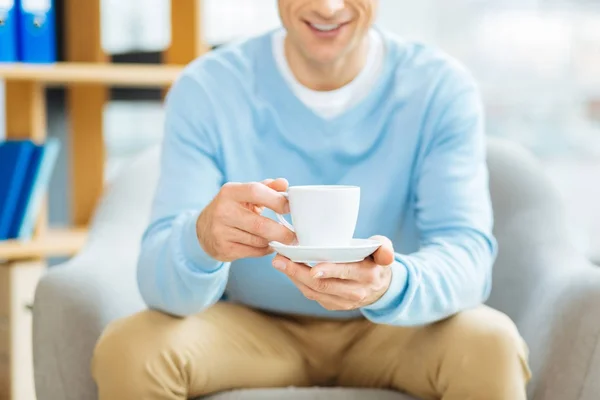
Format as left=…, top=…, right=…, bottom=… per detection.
left=305, top=48, right=348, bottom=67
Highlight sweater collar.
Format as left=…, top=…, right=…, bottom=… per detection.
left=255, top=26, right=402, bottom=136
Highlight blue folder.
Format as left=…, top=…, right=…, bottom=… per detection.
left=0, top=0, right=18, bottom=62
left=0, top=140, right=35, bottom=240
left=18, top=0, right=56, bottom=63
left=9, top=139, right=60, bottom=240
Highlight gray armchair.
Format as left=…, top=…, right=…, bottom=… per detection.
left=33, top=138, right=600, bottom=400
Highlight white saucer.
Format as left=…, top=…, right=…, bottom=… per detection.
left=269, top=239, right=382, bottom=264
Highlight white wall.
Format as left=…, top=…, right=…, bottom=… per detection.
left=101, top=0, right=171, bottom=54
left=203, top=0, right=281, bottom=45
left=376, top=0, right=438, bottom=42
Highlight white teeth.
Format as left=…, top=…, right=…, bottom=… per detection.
left=310, top=23, right=340, bottom=32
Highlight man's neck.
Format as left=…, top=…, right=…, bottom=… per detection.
left=284, top=35, right=370, bottom=92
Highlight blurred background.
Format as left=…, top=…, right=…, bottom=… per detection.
left=1, top=0, right=599, bottom=263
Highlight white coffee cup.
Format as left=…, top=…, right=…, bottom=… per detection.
left=276, top=185, right=360, bottom=247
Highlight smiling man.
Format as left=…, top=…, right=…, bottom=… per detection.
left=91, top=1, right=531, bottom=399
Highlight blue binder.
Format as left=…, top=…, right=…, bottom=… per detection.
left=0, top=0, right=18, bottom=62
left=9, top=139, right=60, bottom=240
left=0, top=140, right=35, bottom=240
left=18, top=0, right=56, bottom=63
left=7, top=141, right=42, bottom=239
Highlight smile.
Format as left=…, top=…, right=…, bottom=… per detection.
left=309, top=23, right=341, bottom=32
left=305, top=20, right=350, bottom=38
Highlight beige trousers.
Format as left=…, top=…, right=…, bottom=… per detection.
left=92, top=302, right=531, bottom=400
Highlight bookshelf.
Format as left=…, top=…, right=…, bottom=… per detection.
left=0, top=0, right=205, bottom=398
left=0, top=228, right=88, bottom=261
left=0, top=63, right=183, bottom=86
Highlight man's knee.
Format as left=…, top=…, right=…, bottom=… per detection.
left=92, top=310, right=193, bottom=398
left=440, top=306, right=531, bottom=399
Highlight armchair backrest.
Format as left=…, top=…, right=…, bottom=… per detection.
left=86, top=145, right=161, bottom=264
left=485, top=138, right=578, bottom=322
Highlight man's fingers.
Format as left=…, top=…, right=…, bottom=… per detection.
left=254, top=179, right=289, bottom=215
left=311, top=259, right=378, bottom=282
left=272, top=254, right=312, bottom=278
left=370, top=235, right=395, bottom=266
left=232, top=208, right=296, bottom=245
left=257, top=179, right=275, bottom=213
left=223, top=181, right=289, bottom=214
left=307, top=278, right=367, bottom=302
left=272, top=255, right=367, bottom=301
left=227, top=228, right=270, bottom=248
left=263, top=178, right=289, bottom=193
left=293, top=282, right=354, bottom=311
left=222, top=243, right=273, bottom=261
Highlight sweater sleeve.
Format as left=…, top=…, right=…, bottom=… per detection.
left=361, top=73, right=497, bottom=326
left=136, top=73, right=230, bottom=317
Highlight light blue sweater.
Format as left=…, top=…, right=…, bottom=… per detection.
left=137, top=29, right=497, bottom=326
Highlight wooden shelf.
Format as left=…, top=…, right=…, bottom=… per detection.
left=0, top=62, right=183, bottom=87
left=0, top=228, right=88, bottom=262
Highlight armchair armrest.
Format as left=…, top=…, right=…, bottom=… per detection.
left=485, top=138, right=600, bottom=399
left=522, top=254, right=600, bottom=400
left=33, top=245, right=146, bottom=400
left=33, top=147, right=160, bottom=400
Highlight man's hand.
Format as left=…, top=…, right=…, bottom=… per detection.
left=196, top=178, right=296, bottom=262
left=272, top=236, right=395, bottom=311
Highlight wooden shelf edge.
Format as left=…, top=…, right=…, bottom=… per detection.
left=0, top=62, right=183, bottom=87
left=0, top=228, right=88, bottom=262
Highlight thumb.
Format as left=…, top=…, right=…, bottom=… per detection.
left=370, top=235, right=394, bottom=266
